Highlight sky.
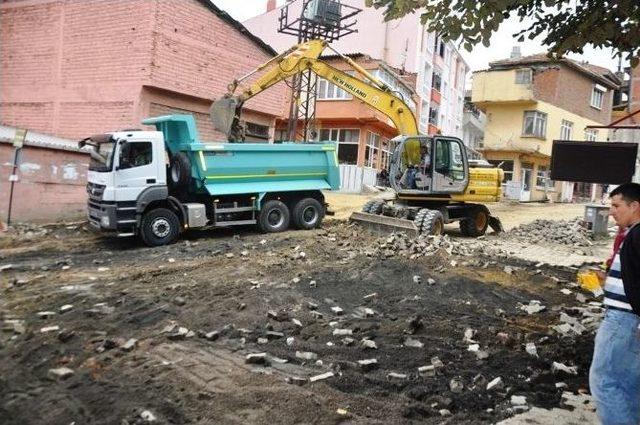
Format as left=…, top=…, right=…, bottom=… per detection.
left=211, top=0, right=624, bottom=73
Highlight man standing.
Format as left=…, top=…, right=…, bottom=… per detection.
left=589, top=182, right=640, bottom=425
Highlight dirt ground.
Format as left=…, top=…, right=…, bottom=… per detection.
left=0, top=201, right=610, bottom=425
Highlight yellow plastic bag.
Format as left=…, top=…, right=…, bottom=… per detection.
left=577, top=268, right=604, bottom=292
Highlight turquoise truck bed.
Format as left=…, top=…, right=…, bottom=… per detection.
left=142, top=114, right=340, bottom=196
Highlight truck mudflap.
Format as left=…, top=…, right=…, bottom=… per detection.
left=349, top=211, right=419, bottom=238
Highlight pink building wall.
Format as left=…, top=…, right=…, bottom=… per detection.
left=1, top=0, right=286, bottom=140
left=244, top=0, right=421, bottom=73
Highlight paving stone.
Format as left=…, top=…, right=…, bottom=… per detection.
left=387, top=372, right=407, bottom=380
left=404, top=337, right=424, bottom=348
left=332, top=328, right=352, bottom=336
left=487, top=377, right=503, bottom=391
left=511, top=395, right=527, bottom=406
left=59, top=304, right=74, bottom=313
left=418, top=365, right=436, bottom=377
left=121, top=338, right=138, bottom=352
left=331, top=306, right=344, bottom=315
left=449, top=377, right=464, bottom=393
left=361, top=339, right=377, bottom=349
left=286, top=376, right=307, bottom=386
left=552, top=361, right=578, bottom=375
left=40, top=325, right=60, bottom=333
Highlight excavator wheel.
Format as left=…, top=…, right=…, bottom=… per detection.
left=459, top=207, right=489, bottom=237
left=362, top=199, right=385, bottom=215
left=418, top=209, right=444, bottom=236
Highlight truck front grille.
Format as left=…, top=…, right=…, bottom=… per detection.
left=86, top=182, right=106, bottom=201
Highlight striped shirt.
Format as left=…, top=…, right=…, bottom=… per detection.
left=603, top=247, right=633, bottom=312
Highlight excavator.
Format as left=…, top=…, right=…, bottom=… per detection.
left=210, top=39, right=504, bottom=237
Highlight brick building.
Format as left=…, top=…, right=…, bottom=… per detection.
left=0, top=0, right=285, bottom=222
left=472, top=53, right=620, bottom=202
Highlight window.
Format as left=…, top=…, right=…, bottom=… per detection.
left=374, top=68, right=416, bottom=111
left=585, top=129, right=598, bottom=141
left=420, top=100, right=430, bottom=128
left=245, top=122, right=270, bottom=142
left=432, top=71, right=442, bottom=92
left=365, top=132, right=380, bottom=168
left=317, top=72, right=355, bottom=100
left=536, top=165, right=550, bottom=188
left=119, top=141, right=152, bottom=169
left=515, top=69, right=532, bottom=85
left=560, top=119, right=573, bottom=140
left=434, top=138, right=465, bottom=181
left=379, top=137, right=391, bottom=171
left=274, top=129, right=288, bottom=142
left=488, top=160, right=514, bottom=182
left=422, top=62, right=432, bottom=96
left=522, top=111, right=547, bottom=138
left=591, top=86, right=605, bottom=109
left=428, top=106, right=439, bottom=126
left=319, top=128, right=360, bottom=164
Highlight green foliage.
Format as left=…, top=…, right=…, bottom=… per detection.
left=365, top=0, right=640, bottom=66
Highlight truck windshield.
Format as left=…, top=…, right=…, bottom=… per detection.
left=88, top=142, right=115, bottom=172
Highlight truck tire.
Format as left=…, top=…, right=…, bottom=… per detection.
left=414, top=208, right=429, bottom=232
left=170, top=152, right=191, bottom=188
left=419, top=210, right=444, bottom=236
left=362, top=199, right=384, bottom=214
left=292, top=198, right=325, bottom=230
left=140, top=208, right=180, bottom=247
left=459, top=207, right=489, bottom=237
left=258, top=200, right=290, bottom=233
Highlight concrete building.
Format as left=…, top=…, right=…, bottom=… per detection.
left=472, top=54, right=620, bottom=202
left=272, top=53, right=417, bottom=191
left=244, top=0, right=468, bottom=139
left=462, top=93, right=486, bottom=152
left=610, top=65, right=640, bottom=183
left=0, top=0, right=286, bottom=222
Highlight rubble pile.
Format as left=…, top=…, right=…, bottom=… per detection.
left=373, top=232, right=475, bottom=258
left=509, top=218, right=594, bottom=246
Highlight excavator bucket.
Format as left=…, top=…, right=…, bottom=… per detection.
left=210, top=97, right=239, bottom=136
left=349, top=212, right=420, bottom=238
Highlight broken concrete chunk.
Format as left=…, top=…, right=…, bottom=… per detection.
left=427, top=278, right=436, bottom=285
left=37, top=311, right=56, bottom=319
left=358, top=358, right=378, bottom=372
left=520, top=301, right=546, bottom=315
left=431, top=356, right=444, bottom=368
left=463, top=328, right=477, bottom=343
left=486, top=377, right=503, bottom=391
left=418, top=365, right=436, bottom=377
left=330, top=306, right=344, bottom=315
left=140, top=410, right=157, bottom=422
left=342, top=337, right=355, bottom=346
left=404, top=337, right=424, bottom=348
left=449, top=377, right=464, bottom=393
left=387, top=372, right=407, bottom=380
left=267, top=310, right=289, bottom=322
left=510, top=395, right=527, bottom=406
left=245, top=353, right=269, bottom=365
left=205, top=331, right=220, bottom=341
left=361, top=339, right=377, bottom=349
left=439, top=409, right=452, bottom=417
left=286, top=337, right=295, bottom=346
left=295, top=351, right=318, bottom=361
left=122, top=338, right=138, bottom=352
left=525, top=342, right=538, bottom=357
left=291, top=318, right=303, bottom=327
left=413, top=275, right=422, bottom=284
left=40, top=325, right=60, bottom=333
left=257, top=337, right=269, bottom=345
left=363, top=292, right=378, bottom=300
left=286, top=376, right=307, bottom=386
left=552, top=361, right=578, bottom=375
left=59, top=304, right=73, bottom=313
left=265, top=331, right=284, bottom=340
left=48, top=367, right=74, bottom=380
left=309, top=371, right=334, bottom=382
left=332, top=328, right=352, bottom=336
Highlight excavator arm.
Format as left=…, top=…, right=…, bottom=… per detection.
left=210, top=39, right=418, bottom=141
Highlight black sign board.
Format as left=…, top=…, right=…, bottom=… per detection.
left=550, top=140, right=638, bottom=184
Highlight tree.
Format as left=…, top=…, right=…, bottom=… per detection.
left=365, top=0, right=640, bottom=65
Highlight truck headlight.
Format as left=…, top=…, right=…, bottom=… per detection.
left=101, top=215, right=110, bottom=227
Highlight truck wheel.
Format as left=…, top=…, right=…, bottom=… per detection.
left=420, top=210, right=444, bottom=236
left=292, top=198, right=325, bottom=230
left=170, top=152, right=191, bottom=188
left=140, top=208, right=180, bottom=247
left=459, top=207, right=489, bottom=237
left=258, top=200, right=290, bottom=233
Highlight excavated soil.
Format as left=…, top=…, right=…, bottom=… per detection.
left=0, top=221, right=600, bottom=424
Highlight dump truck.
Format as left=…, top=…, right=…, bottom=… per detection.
left=79, top=114, right=340, bottom=246
left=211, top=39, right=504, bottom=237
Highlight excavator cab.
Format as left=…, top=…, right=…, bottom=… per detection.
left=389, top=135, right=469, bottom=196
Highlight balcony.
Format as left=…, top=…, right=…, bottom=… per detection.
left=431, top=89, right=441, bottom=105
left=471, top=69, right=535, bottom=106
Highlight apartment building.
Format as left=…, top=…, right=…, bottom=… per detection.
left=244, top=0, right=468, bottom=144
left=273, top=54, right=417, bottom=189
left=472, top=54, right=620, bottom=202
